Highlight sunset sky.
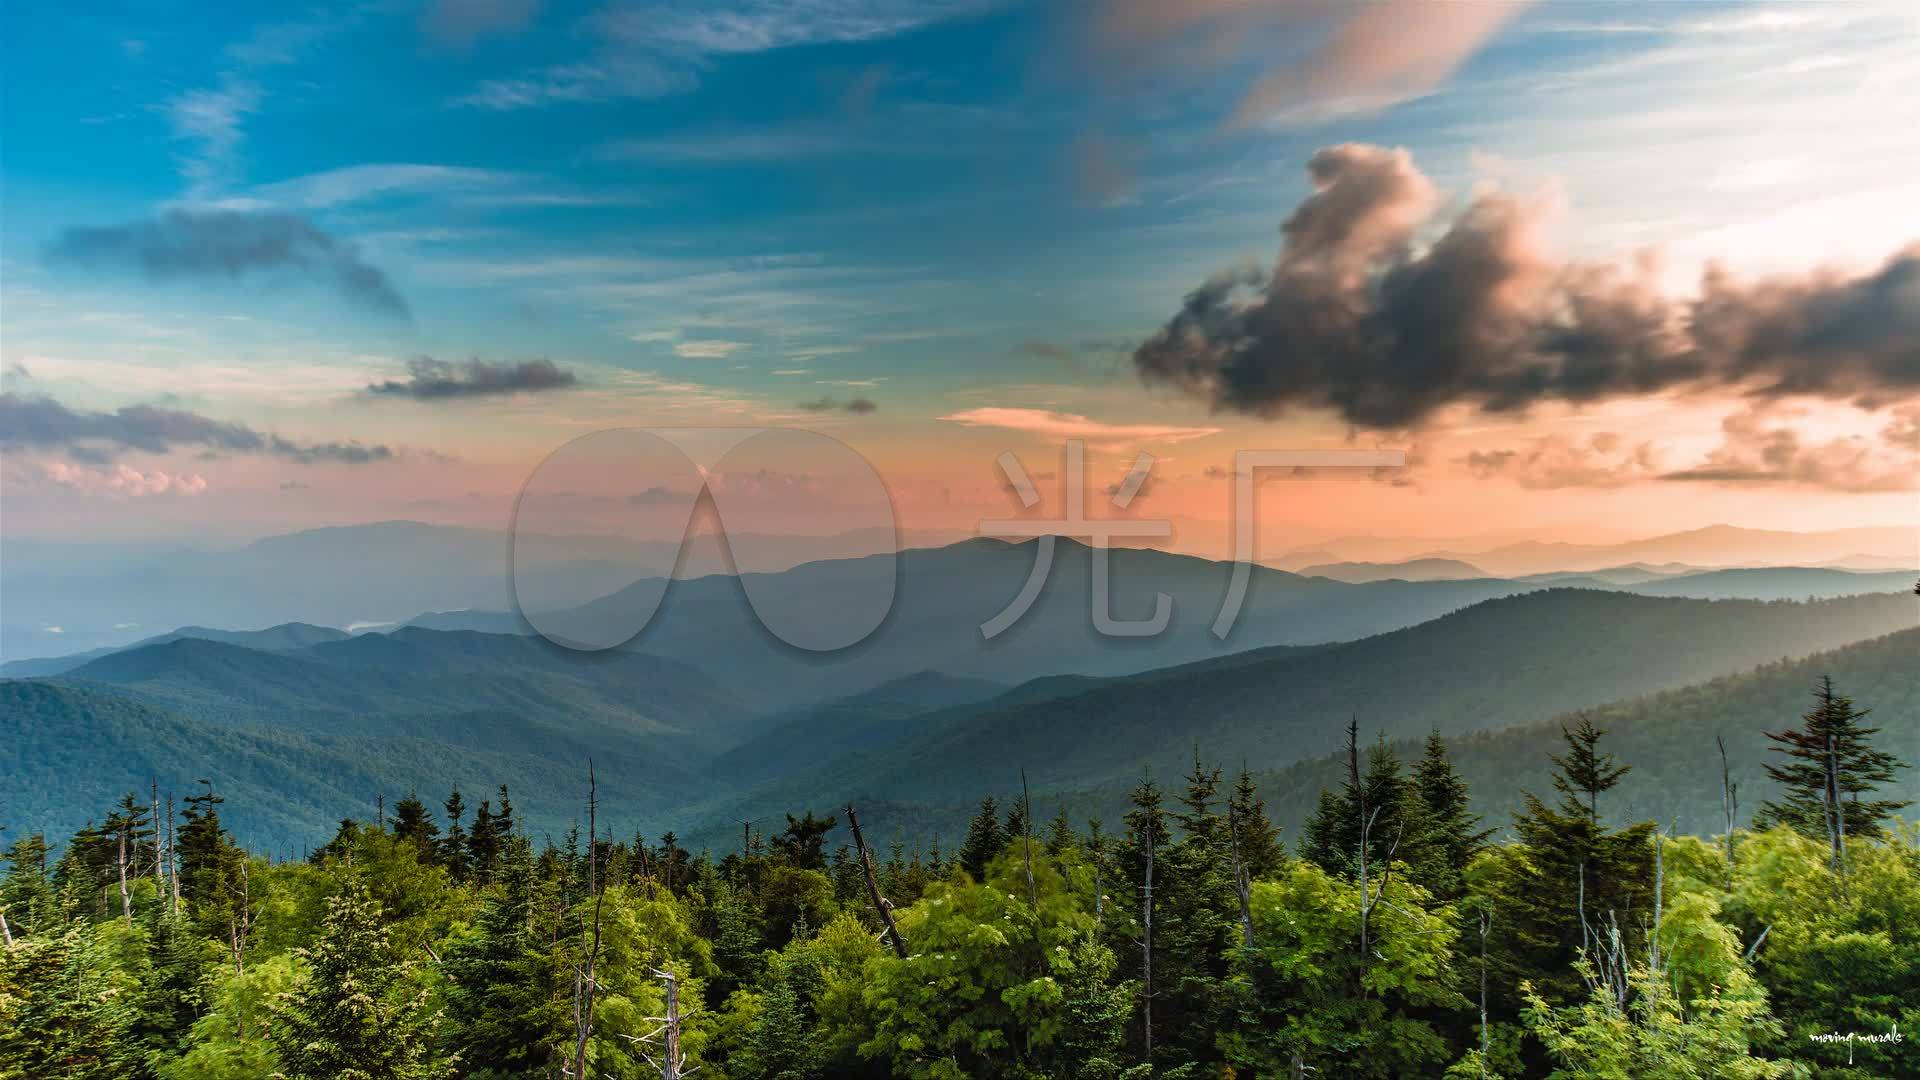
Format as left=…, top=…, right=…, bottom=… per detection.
left=3, top=0, right=1918, bottom=556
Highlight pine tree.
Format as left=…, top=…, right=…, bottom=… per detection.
left=1753, top=676, right=1910, bottom=850
left=1227, top=769, right=1284, bottom=881
left=442, top=835, right=553, bottom=1078
left=1551, top=716, right=1631, bottom=824
left=742, top=960, right=822, bottom=1080
left=438, top=789, right=469, bottom=884
left=1301, top=727, right=1418, bottom=878
left=1496, top=720, right=1655, bottom=1007
left=958, top=795, right=1006, bottom=882
left=1, top=833, right=57, bottom=937
left=771, top=812, right=836, bottom=871
left=1408, top=730, right=1491, bottom=902
left=391, top=794, right=440, bottom=861
left=272, top=875, right=448, bottom=1080
left=113, top=907, right=209, bottom=1079
left=1046, top=805, right=1078, bottom=855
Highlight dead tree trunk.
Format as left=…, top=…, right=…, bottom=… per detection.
left=1478, top=907, right=1493, bottom=1077
left=1716, top=736, right=1738, bottom=874
left=116, top=820, right=134, bottom=927
left=845, top=804, right=908, bottom=958
left=573, top=761, right=604, bottom=1080
left=624, top=968, right=690, bottom=1078
left=166, top=793, right=180, bottom=916
left=1228, top=803, right=1253, bottom=947
left=151, top=777, right=163, bottom=890
left=0, top=906, right=13, bottom=948
left=1019, top=770, right=1038, bottom=914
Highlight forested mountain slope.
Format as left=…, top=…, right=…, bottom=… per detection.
left=692, top=589, right=1917, bottom=832
left=1238, top=625, right=1920, bottom=839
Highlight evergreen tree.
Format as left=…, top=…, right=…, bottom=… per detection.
left=114, top=908, right=211, bottom=1078
left=1302, top=728, right=1419, bottom=878
left=391, top=794, right=440, bottom=861
left=1, top=832, right=57, bottom=937
left=442, top=835, right=554, bottom=1078
left=438, top=789, right=469, bottom=884
left=272, top=874, right=448, bottom=1080
left=1046, top=805, right=1078, bottom=856
left=1552, top=716, right=1631, bottom=823
left=1753, top=675, right=1911, bottom=845
left=958, top=796, right=1006, bottom=882
left=771, top=813, right=836, bottom=871
left=1491, top=719, right=1655, bottom=1009
left=742, top=960, right=822, bottom=1080
left=1227, top=769, right=1284, bottom=881
left=1408, top=731, right=1491, bottom=902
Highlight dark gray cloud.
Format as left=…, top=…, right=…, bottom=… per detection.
left=797, top=395, right=879, bottom=414
left=0, top=392, right=395, bottom=465
left=367, top=356, right=577, bottom=399
left=48, top=209, right=409, bottom=319
left=1134, top=143, right=1920, bottom=429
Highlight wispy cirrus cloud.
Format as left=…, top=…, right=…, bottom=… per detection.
left=47, top=209, right=410, bottom=319
left=940, top=406, right=1220, bottom=449
left=458, top=0, right=994, bottom=110
left=367, top=356, right=578, bottom=400
left=423, top=0, right=544, bottom=48
left=0, top=392, right=397, bottom=465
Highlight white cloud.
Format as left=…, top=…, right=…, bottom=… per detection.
left=674, top=340, right=747, bottom=359
left=940, top=407, right=1221, bottom=449
left=42, top=462, right=211, bottom=497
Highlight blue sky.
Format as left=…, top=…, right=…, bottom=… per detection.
left=3, top=0, right=1918, bottom=544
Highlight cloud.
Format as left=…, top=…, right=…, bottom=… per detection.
left=940, top=406, right=1221, bottom=449
left=460, top=0, right=990, bottom=109
left=166, top=79, right=260, bottom=194
left=1462, top=432, right=1663, bottom=489
left=41, top=462, right=209, bottom=498
left=367, top=356, right=578, bottom=399
left=1134, top=143, right=1920, bottom=430
left=797, top=395, right=879, bottom=414
left=1661, top=405, right=1920, bottom=492
left=674, top=340, right=746, bottom=359
left=0, top=393, right=397, bottom=465
left=253, top=164, right=518, bottom=208
left=424, top=0, right=542, bottom=47
left=48, top=209, right=410, bottom=319
left=1085, top=1, right=1527, bottom=127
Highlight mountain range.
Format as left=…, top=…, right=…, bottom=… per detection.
left=4, top=546, right=1912, bottom=855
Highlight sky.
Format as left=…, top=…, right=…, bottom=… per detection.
left=3, top=0, right=1918, bottom=558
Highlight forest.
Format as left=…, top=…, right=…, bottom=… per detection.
left=1, top=676, right=1913, bottom=1079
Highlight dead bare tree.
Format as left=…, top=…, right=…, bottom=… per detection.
left=573, top=761, right=605, bottom=1080
left=116, top=815, right=134, bottom=927
left=151, top=777, right=163, bottom=891
left=1716, top=735, right=1739, bottom=873
left=1018, top=770, right=1038, bottom=914
left=1227, top=801, right=1254, bottom=948
left=166, top=792, right=180, bottom=916
left=1477, top=905, right=1493, bottom=1078
left=622, top=968, right=694, bottom=1078
left=845, top=804, right=907, bottom=959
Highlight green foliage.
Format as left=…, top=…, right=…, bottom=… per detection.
left=268, top=875, right=448, bottom=1080
left=1223, top=860, right=1463, bottom=1078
